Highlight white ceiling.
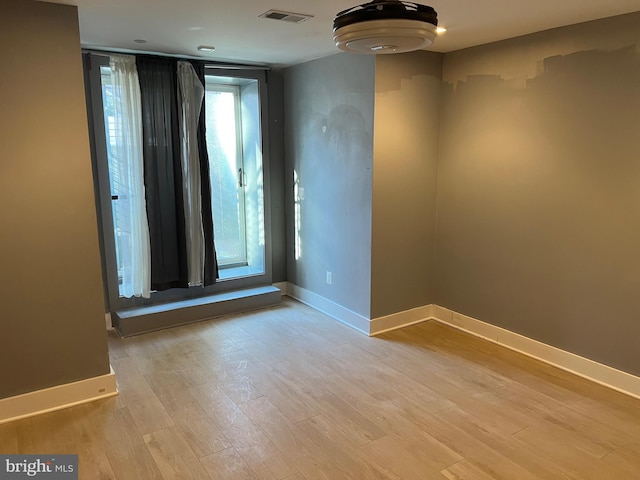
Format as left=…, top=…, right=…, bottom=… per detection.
left=44, top=0, right=640, bottom=67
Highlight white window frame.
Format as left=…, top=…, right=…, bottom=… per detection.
left=204, top=81, right=249, bottom=269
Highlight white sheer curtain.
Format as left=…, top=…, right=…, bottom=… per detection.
left=177, top=61, right=206, bottom=286
left=109, top=54, right=151, bottom=298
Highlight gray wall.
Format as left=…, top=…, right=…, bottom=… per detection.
left=267, top=69, right=287, bottom=283
left=371, top=51, right=443, bottom=318
left=284, top=54, right=375, bottom=317
left=436, top=12, right=640, bottom=375
left=0, top=0, right=111, bottom=398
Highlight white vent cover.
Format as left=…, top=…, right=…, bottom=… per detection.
left=259, top=9, right=314, bottom=23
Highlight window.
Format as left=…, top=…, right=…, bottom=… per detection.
left=205, top=83, right=247, bottom=267
left=88, top=55, right=270, bottom=308
left=100, top=66, right=130, bottom=289
left=205, top=75, right=265, bottom=280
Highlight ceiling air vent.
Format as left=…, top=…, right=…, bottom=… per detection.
left=259, top=9, right=314, bottom=23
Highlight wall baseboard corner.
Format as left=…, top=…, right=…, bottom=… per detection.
left=273, top=282, right=288, bottom=296
left=275, top=287, right=640, bottom=400
left=370, top=304, right=434, bottom=336
left=0, top=367, right=118, bottom=425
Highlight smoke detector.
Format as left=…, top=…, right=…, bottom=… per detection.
left=333, top=0, right=438, bottom=54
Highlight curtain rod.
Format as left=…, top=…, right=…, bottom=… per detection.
left=82, top=49, right=271, bottom=71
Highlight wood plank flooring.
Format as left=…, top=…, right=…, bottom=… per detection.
left=3, top=297, right=640, bottom=479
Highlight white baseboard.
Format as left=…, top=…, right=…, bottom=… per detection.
left=273, top=282, right=288, bottom=296
left=279, top=285, right=640, bottom=399
left=0, top=367, right=118, bottom=425
left=370, top=304, right=434, bottom=336
left=285, top=283, right=371, bottom=335
left=432, top=307, right=640, bottom=400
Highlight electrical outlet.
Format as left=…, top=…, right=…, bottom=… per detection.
left=326, top=271, right=332, bottom=285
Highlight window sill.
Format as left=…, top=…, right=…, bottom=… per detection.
left=219, top=265, right=265, bottom=281
left=113, top=285, right=281, bottom=336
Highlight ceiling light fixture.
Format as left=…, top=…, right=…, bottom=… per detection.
left=333, top=0, right=438, bottom=54
left=436, top=26, right=447, bottom=34
left=197, top=45, right=216, bottom=52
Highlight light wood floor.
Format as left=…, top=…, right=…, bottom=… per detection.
left=3, top=298, right=640, bottom=479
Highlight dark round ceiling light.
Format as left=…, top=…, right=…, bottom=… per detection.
left=333, top=0, right=438, bottom=54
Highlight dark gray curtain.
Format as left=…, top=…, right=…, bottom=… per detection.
left=136, top=56, right=189, bottom=291
left=190, top=61, right=219, bottom=285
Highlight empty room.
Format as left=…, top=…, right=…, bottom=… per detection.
left=2, top=0, right=640, bottom=478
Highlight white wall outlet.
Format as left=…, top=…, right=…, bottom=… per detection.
left=326, top=271, right=332, bottom=285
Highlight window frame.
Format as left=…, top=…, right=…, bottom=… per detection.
left=204, top=81, right=249, bottom=269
